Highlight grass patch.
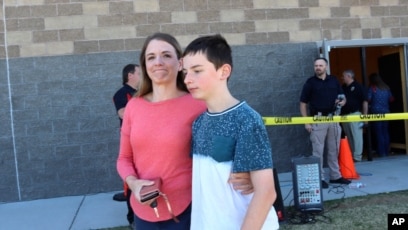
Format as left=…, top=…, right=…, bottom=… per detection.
left=98, top=190, right=408, bottom=230
left=281, top=190, right=408, bottom=230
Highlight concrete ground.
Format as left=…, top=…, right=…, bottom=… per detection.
left=1, top=154, right=407, bottom=230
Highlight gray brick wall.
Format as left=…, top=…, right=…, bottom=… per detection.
left=0, top=60, right=20, bottom=202
left=230, top=43, right=315, bottom=170
left=1, top=0, right=407, bottom=203
left=1, top=42, right=317, bottom=202
left=1, top=1, right=408, bottom=58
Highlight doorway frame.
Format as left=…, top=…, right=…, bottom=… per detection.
left=318, top=38, right=408, bottom=156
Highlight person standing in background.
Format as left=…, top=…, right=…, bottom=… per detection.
left=341, top=69, right=368, bottom=162
left=300, top=57, right=351, bottom=189
left=367, top=73, right=394, bottom=157
left=112, top=64, right=141, bottom=226
left=113, top=64, right=141, bottom=126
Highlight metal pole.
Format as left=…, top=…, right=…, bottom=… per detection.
left=360, top=47, right=373, bottom=161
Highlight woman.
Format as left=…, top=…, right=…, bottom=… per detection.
left=367, top=73, right=394, bottom=157
left=117, top=33, right=252, bottom=230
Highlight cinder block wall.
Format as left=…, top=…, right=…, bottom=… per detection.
left=1, top=0, right=407, bottom=58
left=1, top=1, right=407, bottom=202
left=0, top=43, right=317, bottom=202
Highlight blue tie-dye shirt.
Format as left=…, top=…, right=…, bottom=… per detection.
left=367, top=86, right=394, bottom=113
left=190, top=101, right=279, bottom=230
left=191, top=101, right=273, bottom=172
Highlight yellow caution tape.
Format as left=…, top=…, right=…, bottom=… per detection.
left=263, top=113, right=408, bottom=126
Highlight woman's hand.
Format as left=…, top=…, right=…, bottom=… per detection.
left=126, top=176, right=155, bottom=204
left=228, top=172, right=254, bottom=195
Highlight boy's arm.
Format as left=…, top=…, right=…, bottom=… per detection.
left=241, top=168, right=276, bottom=230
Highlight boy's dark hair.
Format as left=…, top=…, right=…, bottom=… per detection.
left=183, top=34, right=233, bottom=71
left=122, top=64, right=139, bottom=85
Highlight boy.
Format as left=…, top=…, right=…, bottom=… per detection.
left=182, top=34, right=279, bottom=230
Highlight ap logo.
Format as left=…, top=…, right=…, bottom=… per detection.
left=392, top=218, right=405, bottom=225
left=388, top=214, right=408, bottom=229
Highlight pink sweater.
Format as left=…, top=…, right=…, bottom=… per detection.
left=117, top=93, right=206, bottom=222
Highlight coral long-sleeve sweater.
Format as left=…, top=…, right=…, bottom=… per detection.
left=117, top=93, right=206, bottom=222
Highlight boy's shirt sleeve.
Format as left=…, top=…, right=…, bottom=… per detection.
left=232, top=116, right=273, bottom=173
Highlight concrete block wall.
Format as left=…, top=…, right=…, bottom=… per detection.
left=0, top=41, right=317, bottom=202
left=0, top=60, right=19, bottom=202
left=1, top=1, right=407, bottom=201
left=1, top=0, right=408, bottom=58
left=0, top=51, right=141, bottom=202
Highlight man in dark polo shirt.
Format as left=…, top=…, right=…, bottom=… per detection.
left=112, top=64, right=140, bottom=225
left=341, top=69, right=368, bottom=162
left=113, top=64, right=140, bottom=126
left=300, top=57, right=351, bottom=189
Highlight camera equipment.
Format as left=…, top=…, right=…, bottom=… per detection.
left=292, top=156, right=323, bottom=213
left=334, top=94, right=345, bottom=115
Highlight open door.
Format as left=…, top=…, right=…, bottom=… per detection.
left=320, top=38, right=408, bottom=158
left=378, top=52, right=407, bottom=151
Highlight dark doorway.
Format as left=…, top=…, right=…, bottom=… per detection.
left=378, top=53, right=405, bottom=149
